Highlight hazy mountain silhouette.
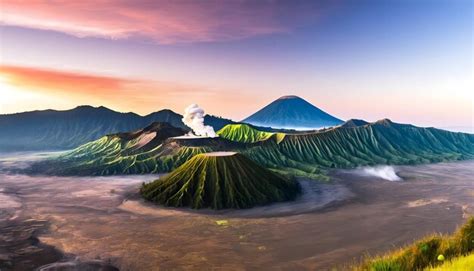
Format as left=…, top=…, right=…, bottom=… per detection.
left=340, top=119, right=369, bottom=128
left=0, top=106, right=234, bottom=151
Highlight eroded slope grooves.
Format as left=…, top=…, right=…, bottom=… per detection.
left=30, top=119, right=474, bottom=178
left=29, top=123, right=243, bottom=176
left=140, top=152, right=301, bottom=209
left=217, top=123, right=284, bottom=143
left=247, top=120, right=474, bottom=173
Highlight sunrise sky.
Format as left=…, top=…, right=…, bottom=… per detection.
left=0, top=0, right=472, bottom=130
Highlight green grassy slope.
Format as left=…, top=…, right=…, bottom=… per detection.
left=242, top=120, right=474, bottom=178
left=354, top=217, right=474, bottom=271
left=425, top=253, right=474, bottom=271
left=65, top=122, right=186, bottom=157
left=217, top=123, right=284, bottom=143
left=37, top=139, right=218, bottom=176
left=32, top=119, right=474, bottom=177
left=30, top=123, right=240, bottom=175
left=140, top=152, right=301, bottom=209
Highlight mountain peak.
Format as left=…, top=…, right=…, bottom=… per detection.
left=277, top=95, right=301, bottom=100
left=375, top=118, right=394, bottom=126
left=243, top=95, right=343, bottom=130
left=74, top=105, right=95, bottom=110
left=73, top=105, right=113, bottom=112
left=341, top=119, right=369, bottom=128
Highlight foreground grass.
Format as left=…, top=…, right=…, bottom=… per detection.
left=355, top=217, right=474, bottom=271
left=425, top=252, right=474, bottom=271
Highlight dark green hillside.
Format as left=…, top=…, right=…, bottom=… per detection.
left=65, top=122, right=186, bottom=158
left=245, top=119, right=474, bottom=177
left=0, top=106, right=234, bottom=151
left=204, top=115, right=237, bottom=131
left=0, top=106, right=183, bottom=151
left=30, top=127, right=241, bottom=176
left=31, top=119, right=474, bottom=178
left=140, top=152, right=301, bottom=209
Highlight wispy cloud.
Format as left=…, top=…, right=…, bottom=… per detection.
left=0, top=1, right=324, bottom=44
left=0, top=65, right=133, bottom=96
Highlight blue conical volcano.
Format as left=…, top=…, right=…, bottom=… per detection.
left=242, top=95, right=343, bottom=129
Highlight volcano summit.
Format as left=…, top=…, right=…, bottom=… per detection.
left=243, top=95, right=343, bottom=130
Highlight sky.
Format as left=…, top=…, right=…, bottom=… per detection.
left=0, top=0, right=472, bottom=130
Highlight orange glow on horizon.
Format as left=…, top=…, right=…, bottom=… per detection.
left=0, top=65, right=471, bottom=128
left=0, top=65, right=254, bottom=118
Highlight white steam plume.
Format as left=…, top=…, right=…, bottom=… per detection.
left=361, top=165, right=402, bottom=181
left=182, top=104, right=217, bottom=137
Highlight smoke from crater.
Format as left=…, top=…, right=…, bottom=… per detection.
left=182, top=104, right=217, bottom=137
left=361, top=165, right=402, bottom=181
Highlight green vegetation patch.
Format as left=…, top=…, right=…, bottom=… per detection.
left=425, top=252, right=474, bottom=271
left=140, top=152, right=301, bottom=209
left=355, top=217, right=474, bottom=271
left=34, top=120, right=474, bottom=178
left=217, top=124, right=277, bottom=143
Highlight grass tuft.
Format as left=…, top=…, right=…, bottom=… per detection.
left=425, top=252, right=474, bottom=271
left=355, top=217, right=474, bottom=271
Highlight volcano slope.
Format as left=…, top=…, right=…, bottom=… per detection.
left=29, top=122, right=243, bottom=175
left=242, top=95, right=343, bottom=129
left=140, top=152, right=301, bottom=209
left=218, top=121, right=474, bottom=178
left=31, top=119, right=474, bottom=178
left=216, top=123, right=285, bottom=143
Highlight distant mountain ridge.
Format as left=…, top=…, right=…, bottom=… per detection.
left=0, top=106, right=235, bottom=151
left=243, top=95, right=343, bottom=129
left=340, top=119, right=369, bottom=128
